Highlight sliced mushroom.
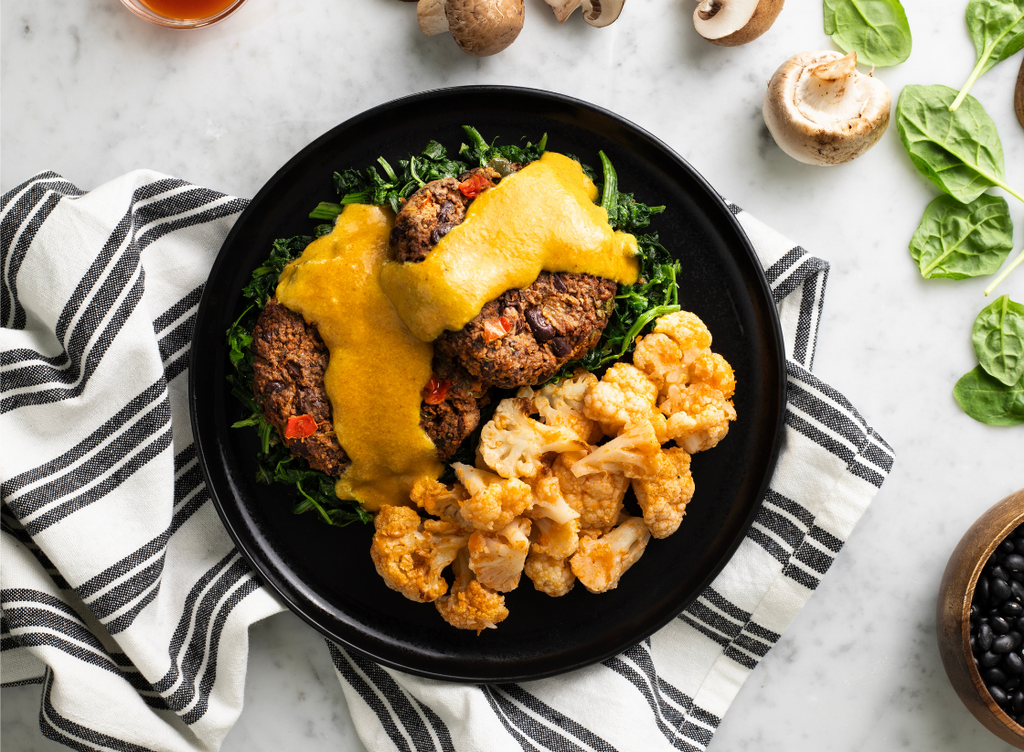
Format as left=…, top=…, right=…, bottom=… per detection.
left=543, top=0, right=581, bottom=22
left=762, top=50, right=891, bottom=166
left=693, top=0, right=783, bottom=46
left=416, top=0, right=525, bottom=56
left=581, top=0, right=625, bottom=27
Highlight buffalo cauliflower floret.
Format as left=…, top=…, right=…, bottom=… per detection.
left=661, top=382, right=737, bottom=454
left=479, top=396, right=587, bottom=479
left=583, top=362, right=667, bottom=441
left=632, top=446, right=695, bottom=539
left=529, top=515, right=580, bottom=560
left=452, top=462, right=532, bottom=532
left=570, top=516, right=652, bottom=594
left=435, top=548, right=509, bottom=633
left=525, top=472, right=580, bottom=525
left=410, top=477, right=469, bottom=526
left=632, top=332, right=688, bottom=394
left=524, top=551, right=576, bottom=597
left=468, top=518, right=532, bottom=592
left=525, top=371, right=604, bottom=445
left=689, top=350, right=736, bottom=399
left=370, top=505, right=469, bottom=603
left=552, top=454, right=629, bottom=530
left=570, top=420, right=662, bottom=480
left=653, top=310, right=712, bottom=364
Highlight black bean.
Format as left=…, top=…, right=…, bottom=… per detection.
left=429, top=222, right=455, bottom=245
left=980, top=623, right=995, bottom=651
left=1018, top=616, right=1024, bottom=631
left=992, top=616, right=1012, bottom=635
left=986, top=667, right=1009, bottom=686
left=1005, top=652, right=1024, bottom=675
left=1013, top=572, right=1024, bottom=583
left=1002, top=540, right=1017, bottom=554
left=994, top=635, right=1015, bottom=654
left=436, top=200, right=456, bottom=223
left=982, top=651, right=1004, bottom=667
left=1016, top=537, right=1024, bottom=555
left=1011, top=631, right=1023, bottom=649
left=1007, top=554, right=1024, bottom=573
left=972, top=604, right=981, bottom=622
left=972, top=635, right=981, bottom=654
left=1004, top=601, right=1024, bottom=616
left=552, top=274, right=568, bottom=292
left=979, top=575, right=991, bottom=602
left=994, top=566, right=1011, bottom=582
left=1013, top=691, right=1024, bottom=714
left=1007, top=676, right=1022, bottom=691
left=990, top=552, right=1001, bottom=568
left=549, top=336, right=571, bottom=357
left=994, top=578, right=1013, bottom=601
left=1012, top=581, right=1024, bottom=601
left=991, top=685, right=1009, bottom=705
left=525, top=308, right=555, bottom=343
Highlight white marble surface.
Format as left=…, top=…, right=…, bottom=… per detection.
left=2, top=0, right=1023, bottom=750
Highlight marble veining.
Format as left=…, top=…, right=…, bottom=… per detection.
left=3, top=0, right=1023, bottom=750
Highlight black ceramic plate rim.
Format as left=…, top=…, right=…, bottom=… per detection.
left=189, top=85, right=787, bottom=683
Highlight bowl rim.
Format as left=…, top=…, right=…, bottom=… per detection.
left=118, top=0, right=247, bottom=29
left=949, top=488, right=1024, bottom=738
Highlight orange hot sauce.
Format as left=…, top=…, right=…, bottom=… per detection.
left=138, top=0, right=237, bottom=20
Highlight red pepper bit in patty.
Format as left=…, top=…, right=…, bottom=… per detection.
left=422, top=375, right=452, bottom=405
left=284, top=414, right=318, bottom=440
left=482, top=316, right=512, bottom=343
left=458, top=173, right=492, bottom=198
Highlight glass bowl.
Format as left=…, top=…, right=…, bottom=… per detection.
left=118, top=0, right=248, bottom=29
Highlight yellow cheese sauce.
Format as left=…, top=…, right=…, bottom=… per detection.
left=379, top=152, right=641, bottom=342
left=275, top=204, right=442, bottom=511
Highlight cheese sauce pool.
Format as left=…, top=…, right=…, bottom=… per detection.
left=275, top=152, right=639, bottom=510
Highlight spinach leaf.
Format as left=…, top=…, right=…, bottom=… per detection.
left=896, top=85, right=1024, bottom=205
left=909, top=194, right=1013, bottom=278
left=823, top=0, right=912, bottom=67
left=954, top=365, right=1024, bottom=425
left=973, top=294, right=1024, bottom=386
left=950, top=0, right=1024, bottom=111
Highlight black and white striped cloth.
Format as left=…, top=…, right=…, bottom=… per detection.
left=1, top=171, right=894, bottom=752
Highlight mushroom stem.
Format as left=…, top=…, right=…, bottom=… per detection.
left=696, top=0, right=722, bottom=21
left=810, top=50, right=857, bottom=82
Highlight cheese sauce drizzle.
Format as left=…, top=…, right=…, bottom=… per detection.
left=275, top=204, right=442, bottom=511
left=380, top=152, right=640, bottom=342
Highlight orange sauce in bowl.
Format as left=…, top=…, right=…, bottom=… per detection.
left=138, top=0, right=238, bottom=20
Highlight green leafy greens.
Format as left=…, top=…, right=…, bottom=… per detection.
left=896, top=85, right=1024, bottom=206
left=973, top=295, right=1024, bottom=387
left=950, top=0, right=1024, bottom=111
left=953, top=366, right=1024, bottom=425
left=908, top=194, right=1014, bottom=279
left=822, top=0, right=913, bottom=67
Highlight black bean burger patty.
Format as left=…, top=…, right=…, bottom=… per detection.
left=389, top=166, right=502, bottom=263
left=435, top=272, right=618, bottom=389
left=251, top=299, right=483, bottom=472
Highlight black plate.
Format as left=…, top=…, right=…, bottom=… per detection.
left=189, top=86, right=786, bottom=683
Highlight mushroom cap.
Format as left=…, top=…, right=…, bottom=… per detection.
left=693, top=0, right=783, bottom=47
left=582, top=0, right=626, bottom=27
left=445, top=0, right=525, bottom=56
left=543, top=0, right=581, bottom=23
left=762, top=50, right=891, bottom=166
left=1015, top=56, right=1023, bottom=131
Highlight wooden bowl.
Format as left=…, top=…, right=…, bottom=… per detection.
left=937, top=487, right=1024, bottom=749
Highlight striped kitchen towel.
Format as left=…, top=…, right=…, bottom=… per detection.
left=1, top=170, right=894, bottom=752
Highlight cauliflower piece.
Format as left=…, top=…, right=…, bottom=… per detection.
left=436, top=548, right=509, bottom=633
left=410, top=477, right=469, bottom=526
left=661, top=382, right=737, bottom=454
left=570, top=420, right=662, bottom=480
left=525, top=371, right=604, bottom=445
left=653, top=311, right=712, bottom=364
left=632, top=332, right=687, bottom=394
left=468, top=518, right=532, bottom=592
left=583, top=362, right=667, bottom=440
left=529, top=515, right=580, bottom=560
left=552, top=453, right=629, bottom=530
left=632, top=446, right=695, bottom=539
left=689, top=350, right=736, bottom=400
left=452, top=462, right=532, bottom=532
left=479, top=396, right=587, bottom=479
left=570, top=516, right=652, bottom=594
left=524, top=551, right=576, bottom=597
left=524, top=472, right=580, bottom=525
left=370, top=505, right=469, bottom=603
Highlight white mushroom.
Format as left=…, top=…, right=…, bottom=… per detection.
left=693, top=0, right=783, bottom=46
left=417, top=0, right=525, bottom=57
left=762, top=50, right=891, bottom=166
left=541, top=0, right=625, bottom=27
